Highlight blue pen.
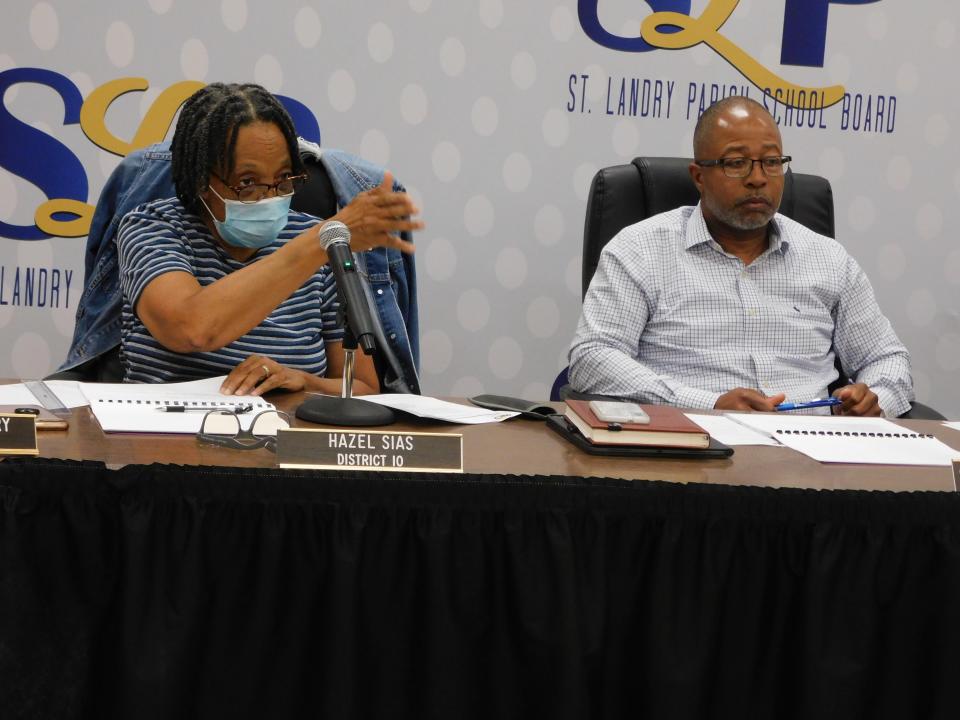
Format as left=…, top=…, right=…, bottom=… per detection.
left=775, top=397, right=842, bottom=411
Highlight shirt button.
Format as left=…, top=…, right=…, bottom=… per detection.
left=389, top=333, right=396, bottom=340
left=376, top=289, right=384, bottom=295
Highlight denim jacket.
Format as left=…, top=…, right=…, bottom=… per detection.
left=61, top=140, right=420, bottom=394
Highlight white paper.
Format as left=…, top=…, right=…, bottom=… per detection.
left=43, top=381, right=90, bottom=407
left=726, top=413, right=960, bottom=466
left=685, top=413, right=783, bottom=446
left=80, top=376, right=274, bottom=433
left=347, top=393, right=519, bottom=424
left=944, top=422, right=960, bottom=433
left=0, top=380, right=89, bottom=408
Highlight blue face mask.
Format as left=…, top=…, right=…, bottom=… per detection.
left=201, top=187, right=291, bottom=249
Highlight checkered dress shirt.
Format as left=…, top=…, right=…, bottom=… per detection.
left=569, top=205, right=913, bottom=416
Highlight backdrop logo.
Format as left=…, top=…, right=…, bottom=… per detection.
left=578, top=0, right=881, bottom=109
left=0, top=68, right=321, bottom=242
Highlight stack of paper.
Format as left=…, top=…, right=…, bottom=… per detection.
left=726, top=413, right=959, bottom=466
left=340, top=393, right=519, bottom=424
left=0, top=380, right=89, bottom=408
left=81, top=377, right=272, bottom=434
left=684, top=414, right=782, bottom=446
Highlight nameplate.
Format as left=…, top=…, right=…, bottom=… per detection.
left=0, top=413, right=39, bottom=455
left=277, top=428, right=463, bottom=473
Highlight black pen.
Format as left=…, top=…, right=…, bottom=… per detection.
left=155, top=403, right=253, bottom=414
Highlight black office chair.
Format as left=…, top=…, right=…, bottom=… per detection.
left=558, top=157, right=942, bottom=420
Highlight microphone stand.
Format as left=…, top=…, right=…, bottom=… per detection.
left=295, top=313, right=396, bottom=427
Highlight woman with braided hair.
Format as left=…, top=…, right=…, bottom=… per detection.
left=115, top=82, right=423, bottom=396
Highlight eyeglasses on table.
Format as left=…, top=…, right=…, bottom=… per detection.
left=196, top=408, right=291, bottom=452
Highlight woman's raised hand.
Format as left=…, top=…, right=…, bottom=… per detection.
left=329, top=171, right=423, bottom=253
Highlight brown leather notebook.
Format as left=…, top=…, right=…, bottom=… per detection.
left=564, top=400, right=709, bottom=448
left=547, top=415, right=732, bottom=458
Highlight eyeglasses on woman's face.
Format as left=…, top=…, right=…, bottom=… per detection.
left=210, top=172, right=309, bottom=203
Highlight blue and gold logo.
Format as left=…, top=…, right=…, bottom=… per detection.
left=0, top=69, right=320, bottom=242
left=578, top=0, right=881, bottom=110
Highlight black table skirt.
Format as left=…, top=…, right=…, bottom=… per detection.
left=2, top=458, right=959, bottom=719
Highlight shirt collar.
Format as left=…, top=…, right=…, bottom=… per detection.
left=685, top=203, right=790, bottom=255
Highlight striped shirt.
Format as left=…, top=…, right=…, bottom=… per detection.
left=569, top=204, right=914, bottom=416
left=117, top=197, right=343, bottom=383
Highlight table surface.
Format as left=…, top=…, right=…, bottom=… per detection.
left=20, top=390, right=960, bottom=492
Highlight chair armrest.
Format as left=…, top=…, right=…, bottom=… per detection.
left=898, top=402, right=947, bottom=421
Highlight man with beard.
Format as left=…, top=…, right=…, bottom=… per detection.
left=568, top=97, right=913, bottom=417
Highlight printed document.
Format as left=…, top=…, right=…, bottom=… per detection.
left=346, top=394, right=519, bottom=424
left=726, top=413, right=959, bottom=466
left=81, top=376, right=272, bottom=433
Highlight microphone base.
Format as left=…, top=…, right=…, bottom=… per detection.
left=295, top=396, right=396, bottom=427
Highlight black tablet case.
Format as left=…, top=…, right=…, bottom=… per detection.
left=469, top=394, right=557, bottom=420
left=546, top=414, right=734, bottom=459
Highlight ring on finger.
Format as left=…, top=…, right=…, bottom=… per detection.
left=261, top=364, right=270, bottom=378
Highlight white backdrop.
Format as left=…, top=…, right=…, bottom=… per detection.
left=1, top=1, right=958, bottom=416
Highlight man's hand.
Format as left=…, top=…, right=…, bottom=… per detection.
left=714, top=388, right=786, bottom=412
left=832, top=383, right=882, bottom=416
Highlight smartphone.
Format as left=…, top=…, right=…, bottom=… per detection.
left=588, top=400, right=650, bottom=425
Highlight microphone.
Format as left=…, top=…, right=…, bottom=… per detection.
left=295, top=220, right=396, bottom=426
left=318, top=221, right=377, bottom=355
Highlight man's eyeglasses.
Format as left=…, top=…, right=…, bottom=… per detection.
left=196, top=408, right=291, bottom=452
left=211, top=173, right=309, bottom=203
left=695, top=156, right=792, bottom=178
